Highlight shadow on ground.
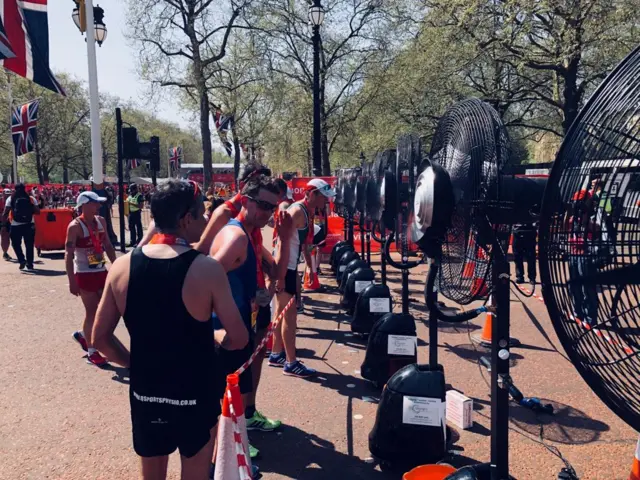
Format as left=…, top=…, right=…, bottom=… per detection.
left=251, top=424, right=396, bottom=479
left=443, top=343, right=524, bottom=367
left=510, top=398, right=610, bottom=445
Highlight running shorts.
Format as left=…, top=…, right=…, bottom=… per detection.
left=255, top=305, right=271, bottom=331
left=131, top=401, right=219, bottom=458
left=216, top=339, right=254, bottom=396
left=284, top=268, right=298, bottom=297
left=75, top=271, right=107, bottom=293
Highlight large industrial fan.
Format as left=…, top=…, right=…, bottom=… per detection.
left=406, top=99, right=545, bottom=479
left=538, top=45, right=640, bottom=439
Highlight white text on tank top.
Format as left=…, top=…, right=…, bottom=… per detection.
left=285, top=203, right=308, bottom=270
left=74, top=218, right=106, bottom=274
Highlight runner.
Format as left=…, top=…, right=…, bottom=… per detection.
left=2, top=183, right=40, bottom=271
left=92, top=179, right=248, bottom=480
left=66, top=191, right=117, bottom=367
left=269, top=178, right=335, bottom=378
left=0, top=188, right=12, bottom=260
left=209, top=176, right=290, bottom=450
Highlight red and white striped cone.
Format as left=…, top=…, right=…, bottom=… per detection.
left=630, top=436, right=640, bottom=480
left=214, top=374, right=252, bottom=480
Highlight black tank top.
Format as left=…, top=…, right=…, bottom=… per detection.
left=124, top=248, right=216, bottom=414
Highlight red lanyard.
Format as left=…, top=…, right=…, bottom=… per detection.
left=79, top=215, right=103, bottom=254
left=236, top=213, right=266, bottom=288
left=149, top=234, right=190, bottom=246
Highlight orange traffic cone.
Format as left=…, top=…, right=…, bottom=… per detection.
left=462, top=260, right=475, bottom=279
left=630, top=436, right=640, bottom=480
left=473, top=309, right=494, bottom=348
left=214, top=374, right=252, bottom=480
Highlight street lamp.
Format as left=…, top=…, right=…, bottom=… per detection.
left=70, top=0, right=106, bottom=186
left=93, top=5, right=107, bottom=47
left=309, top=0, right=325, bottom=177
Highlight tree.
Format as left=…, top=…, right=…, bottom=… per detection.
left=247, top=0, right=400, bottom=174
left=423, top=0, right=640, bottom=136
left=125, top=0, right=251, bottom=189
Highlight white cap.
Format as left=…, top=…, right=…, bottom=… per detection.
left=3, top=188, right=11, bottom=195
left=306, top=178, right=336, bottom=198
left=77, top=191, right=107, bottom=206
left=286, top=187, right=293, bottom=200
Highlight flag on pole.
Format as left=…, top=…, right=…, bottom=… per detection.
left=129, top=159, right=141, bottom=169
left=11, top=100, right=39, bottom=156
left=1, top=0, right=65, bottom=95
left=214, top=110, right=234, bottom=157
left=169, top=146, right=182, bottom=171
left=0, top=14, right=15, bottom=59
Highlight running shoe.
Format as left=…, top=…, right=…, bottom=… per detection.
left=246, top=410, right=282, bottom=432
left=73, top=331, right=88, bottom=352
left=2, top=252, right=10, bottom=261
left=18, top=263, right=25, bottom=270
left=26, top=264, right=34, bottom=270
left=268, top=352, right=286, bottom=368
left=86, top=351, right=108, bottom=367
left=283, top=360, right=317, bottom=378
left=249, top=443, right=260, bottom=459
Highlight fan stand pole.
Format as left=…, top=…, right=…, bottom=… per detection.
left=366, top=223, right=371, bottom=266
left=491, top=246, right=512, bottom=480
left=360, top=216, right=366, bottom=261
left=380, top=225, right=387, bottom=285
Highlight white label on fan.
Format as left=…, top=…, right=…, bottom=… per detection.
left=369, top=298, right=390, bottom=313
left=355, top=280, right=373, bottom=293
left=402, top=396, right=442, bottom=427
left=339, top=265, right=346, bottom=272
left=387, top=335, right=416, bottom=355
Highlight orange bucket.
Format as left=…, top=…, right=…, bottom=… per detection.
left=403, top=464, right=456, bottom=480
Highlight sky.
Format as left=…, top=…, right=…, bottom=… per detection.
left=48, top=0, right=194, bottom=130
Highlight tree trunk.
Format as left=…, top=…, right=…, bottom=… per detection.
left=63, top=158, right=69, bottom=184
left=307, top=146, right=312, bottom=177
left=231, top=116, right=241, bottom=192
left=561, top=57, right=581, bottom=135
left=35, top=140, right=44, bottom=185
left=42, top=166, right=49, bottom=183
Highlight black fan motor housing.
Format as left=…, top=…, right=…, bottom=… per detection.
left=369, top=363, right=447, bottom=468
left=330, top=241, right=349, bottom=267
left=337, top=250, right=360, bottom=282
left=339, top=259, right=368, bottom=294
left=341, top=267, right=376, bottom=314
left=361, top=313, right=417, bottom=387
left=351, top=283, right=392, bottom=335
left=331, top=244, right=354, bottom=273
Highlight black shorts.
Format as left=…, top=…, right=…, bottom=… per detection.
left=255, top=305, right=271, bottom=332
left=284, top=269, right=298, bottom=297
left=131, top=402, right=219, bottom=459
left=216, top=338, right=254, bottom=396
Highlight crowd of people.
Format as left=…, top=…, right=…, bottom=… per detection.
left=52, top=162, right=334, bottom=480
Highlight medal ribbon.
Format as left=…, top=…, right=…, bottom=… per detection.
left=149, top=234, right=190, bottom=246
left=79, top=215, right=104, bottom=254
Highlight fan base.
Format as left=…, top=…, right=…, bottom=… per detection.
left=470, top=333, right=520, bottom=349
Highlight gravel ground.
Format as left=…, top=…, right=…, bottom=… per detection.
left=0, top=243, right=636, bottom=480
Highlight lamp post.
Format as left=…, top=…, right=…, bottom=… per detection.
left=309, top=1, right=325, bottom=177
left=71, top=0, right=107, bottom=187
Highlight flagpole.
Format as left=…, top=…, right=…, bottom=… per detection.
left=84, top=0, right=103, bottom=187
left=7, top=72, right=17, bottom=183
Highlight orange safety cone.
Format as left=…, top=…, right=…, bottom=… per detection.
left=214, top=374, right=252, bottom=480
left=462, top=260, right=475, bottom=279
left=630, top=436, right=640, bottom=480
left=473, top=309, right=493, bottom=348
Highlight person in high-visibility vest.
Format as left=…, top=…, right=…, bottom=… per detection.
left=125, top=183, right=144, bottom=247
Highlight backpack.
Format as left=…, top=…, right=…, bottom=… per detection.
left=12, top=196, right=34, bottom=223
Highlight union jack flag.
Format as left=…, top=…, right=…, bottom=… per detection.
left=214, top=110, right=234, bottom=157
left=129, top=159, right=141, bottom=169
left=169, top=146, right=183, bottom=171
left=0, top=14, right=15, bottom=59
left=1, top=0, right=64, bottom=94
left=11, top=100, right=39, bottom=156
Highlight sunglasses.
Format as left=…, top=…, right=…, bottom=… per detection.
left=246, top=195, right=277, bottom=212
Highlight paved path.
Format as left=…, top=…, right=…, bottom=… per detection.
left=0, top=248, right=636, bottom=479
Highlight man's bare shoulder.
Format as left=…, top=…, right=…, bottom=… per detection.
left=190, top=253, right=226, bottom=278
